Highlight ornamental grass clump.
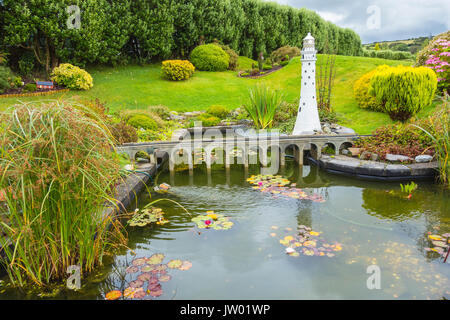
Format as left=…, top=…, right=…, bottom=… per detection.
left=0, top=101, right=126, bottom=287
left=244, top=84, right=284, bottom=129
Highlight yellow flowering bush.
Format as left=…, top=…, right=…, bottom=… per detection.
left=51, top=63, right=93, bottom=90
left=161, top=60, right=195, bottom=81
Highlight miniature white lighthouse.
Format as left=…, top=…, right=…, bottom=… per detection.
left=292, top=32, right=322, bottom=135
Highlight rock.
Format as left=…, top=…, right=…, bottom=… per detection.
left=170, top=114, right=185, bottom=121
left=348, top=147, right=362, bottom=156
left=183, top=112, right=196, bottom=117
left=342, top=149, right=350, bottom=155
left=335, top=127, right=356, bottom=135
left=370, top=153, right=380, bottom=161
left=237, top=119, right=253, bottom=126
left=385, top=154, right=411, bottom=162
left=323, top=126, right=332, bottom=134
left=360, top=151, right=371, bottom=160
left=415, top=155, right=433, bottom=163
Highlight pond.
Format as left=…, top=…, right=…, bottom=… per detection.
left=1, top=159, right=449, bottom=299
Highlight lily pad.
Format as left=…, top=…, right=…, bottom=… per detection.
left=167, top=259, right=183, bottom=269
left=124, top=287, right=145, bottom=299
left=126, top=266, right=139, bottom=274
left=147, top=253, right=165, bottom=265
left=159, top=274, right=172, bottom=282
left=179, top=260, right=193, bottom=271
left=129, top=207, right=169, bottom=227
left=132, top=258, right=147, bottom=267
left=129, top=280, right=144, bottom=288
left=192, top=213, right=234, bottom=230
left=137, top=272, right=154, bottom=282
left=105, top=290, right=122, bottom=300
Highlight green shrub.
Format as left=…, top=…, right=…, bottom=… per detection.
left=270, top=46, right=301, bottom=64
left=12, top=76, right=23, bottom=88
left=147, top=105, right=171, bottom=119
left=213, top=42, right=239, bottom=71
left=0, top=66, right=12, bottom=94
left=109, top=121, right=138, bottom=144
left=273, top=102, right=297, bottom=125
left=23, top=83, right=37, bottom=93
left=161, top=60, right=195, bottom=81
left=280, top=60, right=289, bottom=67
left=51, top=63, right=93, bottom=90
left=362, top=49, right=414, bottom=60
left=18, top=53, right=35, bottom=76
left=127, top=114, right=158, bottom=130
left=192, top=113, right=221, bottom=127
left=369, top=65, right=437, bottom=121
left=263, top=64, right=272, bottom=70
left=353, top=65, right=389, bottom=112
left=190, top=44, right=230, bottom=71
left=0, top=101, right=125, bottom=286
left=206, top=105, right=229, bottom=119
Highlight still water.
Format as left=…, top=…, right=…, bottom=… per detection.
left=1, top=160, right=449, bottom=299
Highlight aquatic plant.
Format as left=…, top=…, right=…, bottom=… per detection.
left=191, top=211, right=234, bottom=230
left=0, top=101, right=126, bottom=287
left=399, top=182, right=418, bottom=196
left=128, top=207, right=169, bottom=227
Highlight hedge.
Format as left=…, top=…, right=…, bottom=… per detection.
left=0, top=0, right=362, bottom=72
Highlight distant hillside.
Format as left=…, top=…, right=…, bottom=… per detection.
left=363, top=36, right=432, bottom=55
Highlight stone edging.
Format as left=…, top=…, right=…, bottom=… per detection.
left=0, top=88, right=70, bottom=99
left=311, top=155, right=438, bottom=181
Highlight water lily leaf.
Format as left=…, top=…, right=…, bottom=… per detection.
left=432, top=240, right=448, bottom=248
left=105, top=290, right=122, bottom=300
left=129, top=280, right=144, bottom=288
left=155, top=264, right=167, bottom=272
left=159, top=274, right=171, bottom=282
left=179, top=260, right=193, bottom=271
left=129, top=207, right=169, bottom=227
left=126, top=266, right=139, bottom=274
left=148, top=288, right=163, bottom=297
left=429, top=235, right=444, bottom=241
left=137, top=272, right=153, bottom=282
left=124, top=287, right=145, bottom=299
left=132, top=258, right=147, bottom=267
left=192, top=213, right=233, bottom=230
left=147, top=253, right=165, bottom=265
left=168, top=259, right=183, bottom=269
left=141, top=265, right=157, bottom=272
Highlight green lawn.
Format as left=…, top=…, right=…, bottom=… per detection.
left=0, top=55, right=435, bottom=134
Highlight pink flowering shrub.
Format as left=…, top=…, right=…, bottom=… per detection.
left=416, top=31, right=450, bottom=93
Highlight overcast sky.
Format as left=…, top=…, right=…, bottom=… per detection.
left=272, top=0, right=450, bottom=43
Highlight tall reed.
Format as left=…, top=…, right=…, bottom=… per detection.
left=0, top=101, right=126, bottom=287
left=413, top=93, right=450, bottom=187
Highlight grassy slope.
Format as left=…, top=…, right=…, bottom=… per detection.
left=0, top=55, right=435, bottom=134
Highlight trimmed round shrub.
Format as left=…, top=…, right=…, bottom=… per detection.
left=190, top=44, right=230, bottom=71
left=369, top=66, right=437, bottom=121
left=353, top=65, right=390, bottom=112
left=161, top=60, right=195, bottom=81
left=127, top=114, right=158, bottom=130
left=0, top=66, right=12, bottom=94
left=50, top=63, right=93, bottom=90
left=206, top=105, right=229, bottom=119
left=270, top=46, right=301, bottom=64
left=213, top=42, right=239, bottom=70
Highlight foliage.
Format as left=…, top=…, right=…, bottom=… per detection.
left=12, top=76, right=23, bottom=88
left=273, top=101, right=297, bottom=126
left=191, top=113, right=221, bottom=127
left=355, top=65, right=437, bottom=121
left=244, top=84, right=284, bottom=129
left=0, top=101, right=126, bottom=286
left=353, top=65, right=389, bottom=112
left=280, top=60, right=289, bottom=67
left=18, top=52, right=35, bottom=76
left=317, top=53, right=337, bottom=113
left=22, top=83, right=37, bottom=93
left=51, top=63, right=93, bottom=90
left=128, top=207, right=169, bottom=227
left=213, top=42, right=239, bottom=70
left=190, top=44, right=230, bottom=71
left=362, top=49, right=414, bottom=60
left=109, top=121, right=139, bottom=145
left=206, top=105, right=229, bottom=119
left=369, top=65, right=437, bottom=121
left=127, top=114, right=158, bottom=130
left=0, top=66, right=12, bottom=94
left=355, top=120, right=435, bottom=160
left=161, top=60, right=195, bottom=81
left=147, top=105, right=172, bottom=119
left=415, top=32, right=450, bottom=93
left=399, top=181, right=418, bottom=195
left=191, top=212, right=234, bottom=230
left=270, top=46, right=301, bottom=63
left=413, top=94, right=450, bottom=187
